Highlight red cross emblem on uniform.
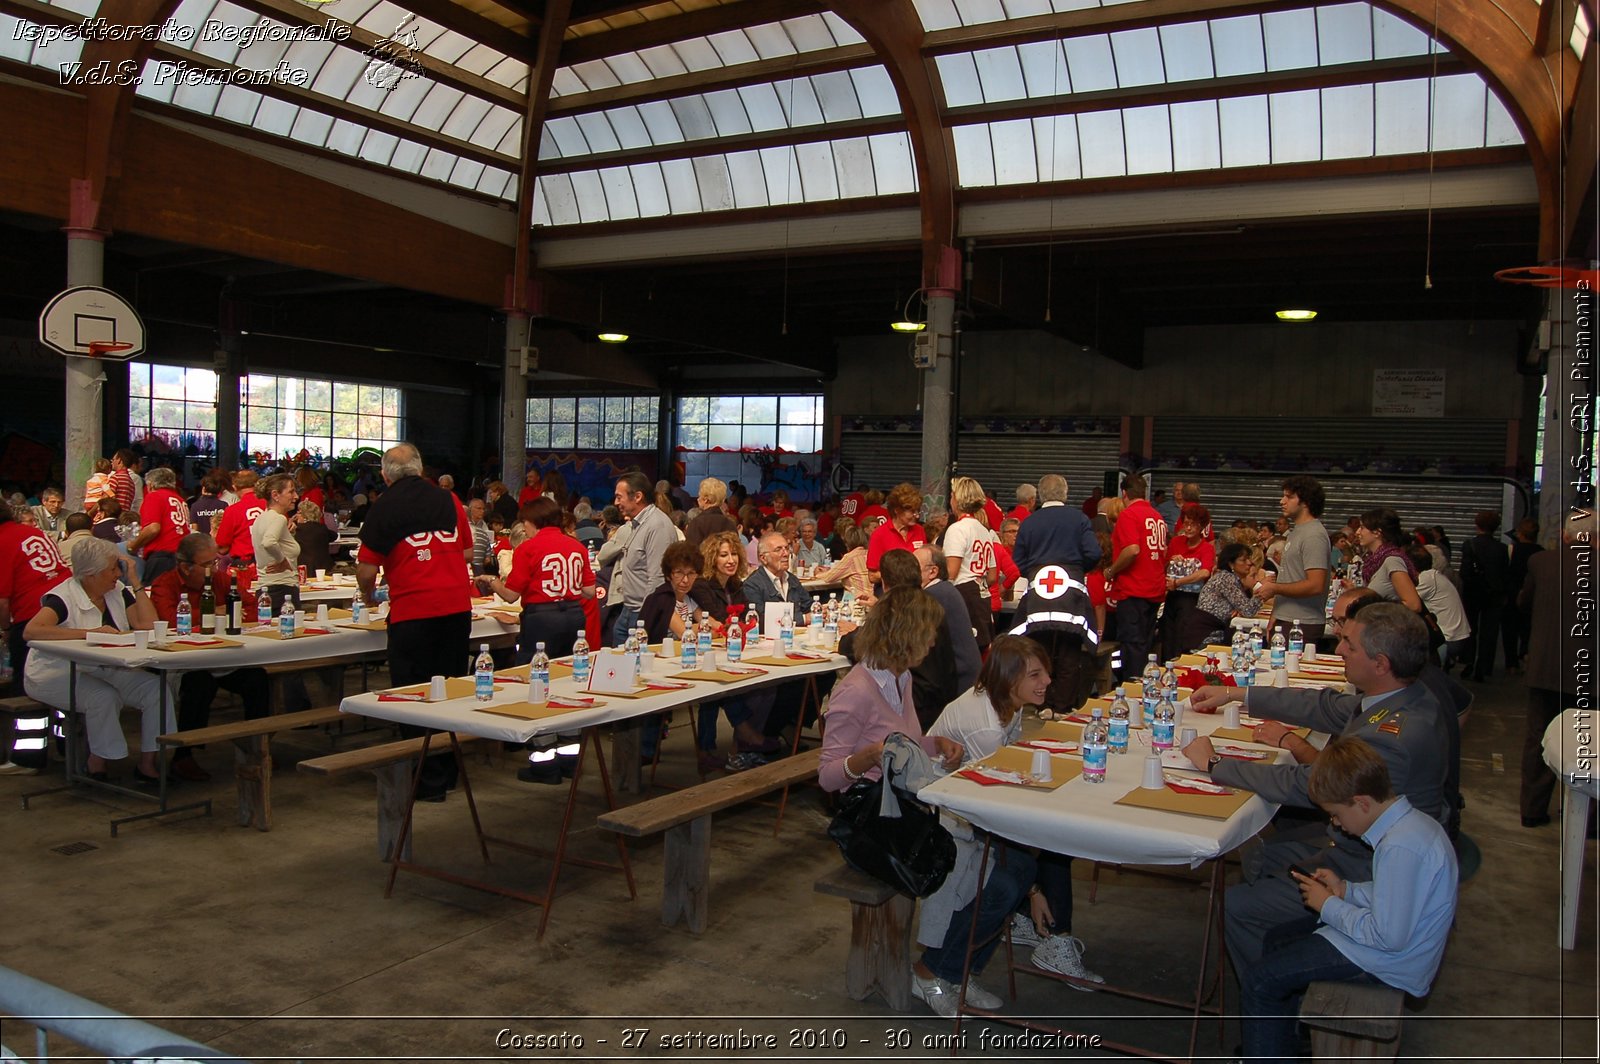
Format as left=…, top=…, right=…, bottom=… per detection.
left=1034, top=565, right=1070, bottom=600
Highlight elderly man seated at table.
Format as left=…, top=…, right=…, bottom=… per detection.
left=148, top=533, right=271, bottom=781
left=1179, top=601, right=1450, bottom=971
left=23, top=537, right=172, bottom=784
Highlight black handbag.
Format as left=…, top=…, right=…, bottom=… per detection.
left=827, top=774, right=956, bottom=897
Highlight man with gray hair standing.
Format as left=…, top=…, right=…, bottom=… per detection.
left=1011, top=473, right=1102, bottom=710
left=358, top=443, right=473, bottom=803
left=610, top=471, right=676, bottom=646
left=1007, top=483, right=1037, bottom=524
left=129, top=466, right=191, bottom=585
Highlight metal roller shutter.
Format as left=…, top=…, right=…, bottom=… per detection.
left=839, top=431, right=1122, bottom=504
left=837, top=433, right=922, bottom=491
left=1152, top=417, right=1509, bottom=475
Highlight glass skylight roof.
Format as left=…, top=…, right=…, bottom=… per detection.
left=533, top=132, right=916, bottom=225
left=951, top=74, right=1523, bottom=187
left=549, top=12, right=864, bottom=97
left=0, top=13, right=85, bottom=70
left=539, top=67, right=900, bottom=161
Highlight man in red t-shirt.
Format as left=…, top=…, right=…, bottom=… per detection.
left=128, top=466, right=191, bottom=584
left=148, top=532, right=269, bottom=780
left=1007, top=482, right=1037, bottom=524
left=357, top=443, right=473, bottom=802
left=0, top=506, right=70, bottom=771
left=837, top=491, right=867, bottom=525
left=108, top=449, right=137, bottom=512
left=1104, top=472, right=1168, bottom=679
left=866, top=483, right=928, bottom=586
left=213, top=470, right=266, bottom=566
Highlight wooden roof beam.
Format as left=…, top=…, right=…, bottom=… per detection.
left=546, top=41, right=876, bottom=114
left=534, top=115, right=904, bottom=175
left=392, top=0, right=535, bottom=61
left=946, top=54, right=1470, bottom=126
left=227, top=0, right=526, bottom=110
left=1537, top=0, right=1581, bottom=57
left=561, top=0, right=825, bottom=65
left=922, top=0, right=1306, bottom=56
left=147, top=40, right=522, bottom=171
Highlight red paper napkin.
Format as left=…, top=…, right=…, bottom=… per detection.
left=956, top=768, right=1012, bottom=786
left=377, top=693, right=425, bottom=702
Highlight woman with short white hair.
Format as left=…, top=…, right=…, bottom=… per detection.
left=24, top=537, right=172, bottom=784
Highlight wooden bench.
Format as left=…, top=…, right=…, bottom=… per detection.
left=813, top=864, right=914, bottom=1010
left=1299, top=980, right=1406, bottom=1061
left=157, top=706, right=350, bottom=831
left=298, top=734, right=484, bottom=862
left=596, top=747, right=823, bottom=933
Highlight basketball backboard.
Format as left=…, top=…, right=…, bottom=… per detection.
left=39, top=285, right=145, bottom=359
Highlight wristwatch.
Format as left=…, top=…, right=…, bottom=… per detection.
left=1207, top=754, right=1223, bottom=771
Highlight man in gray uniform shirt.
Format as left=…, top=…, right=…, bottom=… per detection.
left=1180, top=602, right=1449, bottom=969
left=1258, top=474, right=1331, bottom=644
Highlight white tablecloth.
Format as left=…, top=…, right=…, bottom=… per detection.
left=342, top=641, right=846, bottom=744
left=918, top=709, right=1284, bottom=868
left=27, top=615, right=515, bottom=673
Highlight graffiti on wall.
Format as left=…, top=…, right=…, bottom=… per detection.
left=525, top=451, right=659, bottom=506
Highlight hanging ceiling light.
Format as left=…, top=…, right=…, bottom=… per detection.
left=890, top=287, right=926, bottom=333
left=597, top=331, right=629, bottom=343
left=1275, top=309, right=1317, bottom=322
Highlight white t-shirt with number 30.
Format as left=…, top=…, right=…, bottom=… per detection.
left=942, top=515, right=996, bottom=588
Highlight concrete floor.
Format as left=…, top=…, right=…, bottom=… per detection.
left=1, top=667, right=1595, bottom=1063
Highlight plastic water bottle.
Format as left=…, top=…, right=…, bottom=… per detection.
left=1081, top=708, right=1108, bottom=784
left=175, top=594, right=192, bottom=636
left=1108, top=693, right=1130, bottom=755
left=743, top=604, right=759, bottom=640
left=1152, top=694, right=1176, bottom=751
left=474, top=643, right=494, bottom=701
left=257, top=585, right=272, bottom=624
left=623, top=627, right=640, bottom=657
left=1249, top=627, right=1264, bottom=659
left=697, top=621, right=712, bottom=660
left=681, top=624, right=698, bottom=670
left=572, top=630, right=591, bottom=685
left=1269, top=627, right=1287, bottom=669
left=279, top=595, right=296, bottom=638
left=1288, top=621, right=1305, bottom=656
left=352, top=597, right=365, bottom=624
left=530, top=642, right=549, bottom=704
left=1160, top=664, right=1178, bottom=704
left=1140, top=654, right=1160, bottom=720
left=779, top=610, right=795, bottom=652
left=727, top=618, right=744, bottom=662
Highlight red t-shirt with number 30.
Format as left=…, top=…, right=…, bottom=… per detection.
left=1111, top=498, right=1169, bottom=602
left=504, top=527, right=594, bottom=605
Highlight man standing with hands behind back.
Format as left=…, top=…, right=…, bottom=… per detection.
left=1103, top=472, right=1166, bottom=677
left=610, top=471, right=677, bottom=645
left=358, top=443, right=473, bottom=803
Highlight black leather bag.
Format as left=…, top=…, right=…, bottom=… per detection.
left=827, top=775, right=955, bottom=897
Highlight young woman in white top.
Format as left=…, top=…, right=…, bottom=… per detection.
left=1406, top=544, right=1471, bottom=670
left=250, top=472, right=302, bottom=614
left=940, top=476, right=997, bottom=649
left=929, top=635, right=1107, bottom=988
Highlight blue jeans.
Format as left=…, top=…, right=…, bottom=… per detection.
left=1239, top=916, right=1373, bottom=1064
left=610, top=606, right=640, bottom=648
left=921, top=844, right=1037, bottom=984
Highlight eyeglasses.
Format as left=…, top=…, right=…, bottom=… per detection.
left=184, top=558, right=222, bottom=571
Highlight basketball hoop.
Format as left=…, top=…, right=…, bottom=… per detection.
left=1494, top=264, right=1600, bottom=289
left=86, top=340, right=134, bottom=359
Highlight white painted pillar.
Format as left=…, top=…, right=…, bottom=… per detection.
left=503, top=312, right=529, bottom=485
left=62, top=228, right=107, bottom=495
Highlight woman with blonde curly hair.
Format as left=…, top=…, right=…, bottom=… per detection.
left=865, top=482, right=928, bottom=585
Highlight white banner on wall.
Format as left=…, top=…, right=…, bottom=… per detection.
left=1372, top=368, right=1446, bottom=417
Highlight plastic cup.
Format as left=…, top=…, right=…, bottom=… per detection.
left=315, top=568, right=327, bottom=580
left=152, top=621, right=169, bottom=645
left=1285, top=650, right=1301, bottom=674
left=133, top=630, right=150, bottom=649
left=429, top=676, right=447, bottom=701
left=1224, top=703, right=1240, bottom=729
left=316, top=603, right=329, bottom=623
left=1030, top=747, right=1052, bottom=782
left=1180, top=727, right=1198, bottom=747
left=1141, top=755, right=1164, bottom=789
left=1274, top=668, right=1289, bottom=688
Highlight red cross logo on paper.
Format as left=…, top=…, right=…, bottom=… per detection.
left=1033, top=565, right=1070, bottom=600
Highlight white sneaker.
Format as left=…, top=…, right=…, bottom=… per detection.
left=0, top=761, right=40, bottom=776
left=910, top=971, right=959, bottom=1018
left=1031, top=935, right=1104, bottom=990
left=1009, top=911, right=1045, bottom=950
left=962, top=974, right=1003, bottom=1010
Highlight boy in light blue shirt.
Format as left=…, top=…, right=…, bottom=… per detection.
left=1236, top=737, right=1458, bottom=1062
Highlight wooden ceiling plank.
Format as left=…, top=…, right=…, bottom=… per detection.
left=921, top=0, right=1306, bottom=56
left=394, top=0, right=534, bottom=60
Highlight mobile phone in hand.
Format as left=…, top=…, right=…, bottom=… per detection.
left=1288, top=863, right=1313, bottom=879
